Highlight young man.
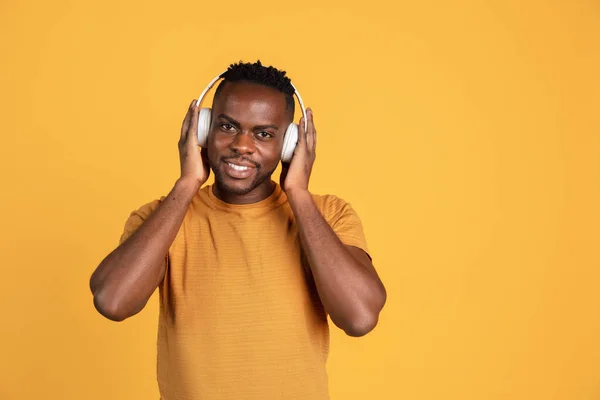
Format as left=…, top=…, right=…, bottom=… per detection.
left=90, top=61, right=386, bottom=400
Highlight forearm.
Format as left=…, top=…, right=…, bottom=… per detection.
left=287, top=189, right=386, bottom=336
left=90, top=177, right=200, bottom=321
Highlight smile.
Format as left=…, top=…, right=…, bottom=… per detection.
left=227, top=162, right=251, bottom=171
left=222, top=160, right=257, bottom=179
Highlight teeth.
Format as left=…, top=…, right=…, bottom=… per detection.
left=228, top=162, right=250, bottom=171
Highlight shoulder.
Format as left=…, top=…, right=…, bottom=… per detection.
left=311, top=192, right=351, bottom=209
left=126, top=196, right=166, bottom=220
left=119, top=196, right=166, bottom=244
left=309, top=191, right=369, bottom=252
left=310, top=192, right=357, bottom=221
left=123, top=197, right=164, bottom=224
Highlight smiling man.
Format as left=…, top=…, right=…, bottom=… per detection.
left=89, top=61, right=386, bottom=400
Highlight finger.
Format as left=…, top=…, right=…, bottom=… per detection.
left=182, top=100, right=195, bottom=128
left=180, top=100, right=196, bottom=141
left=297, top=116, right=307, bottom=147
left=187, top=102, right=200, bottom=147
left=306, top=108, right=316, bottom=151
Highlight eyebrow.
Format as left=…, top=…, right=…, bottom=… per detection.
left=217, top=114, right=279, bottom=131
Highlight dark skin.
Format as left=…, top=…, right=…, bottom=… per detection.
left=207, top=81, right=290, bottom=204
left=90, top=81, right=386, bottom=336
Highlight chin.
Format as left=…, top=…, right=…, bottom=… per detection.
left=213, top=168, right=256, bottom=195
left=216, top=179, right=256, bottom=196
left=215, top=169, right=276, bottom=197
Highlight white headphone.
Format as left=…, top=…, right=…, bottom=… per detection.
left=195, top=70, right=307, bottom=163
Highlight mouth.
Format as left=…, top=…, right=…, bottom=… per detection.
left=221, top=159, right=257, bottom=180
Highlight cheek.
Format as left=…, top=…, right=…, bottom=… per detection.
left=206, top=138, right=222, bottom=165
left=207, top=133, right=229, bottom=156
left=258, top=144, right=282, bottom=167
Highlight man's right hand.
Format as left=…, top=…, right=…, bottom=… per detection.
left=179, top=100, right=210, bottom=186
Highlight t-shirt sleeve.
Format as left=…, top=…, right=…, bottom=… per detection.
left=320, top=195, right=370, bottom=257
left=119, top=199, right=163, bottom=245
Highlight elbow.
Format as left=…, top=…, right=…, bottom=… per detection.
left=343, top=313, right=379, bottom=337
left=92, top=289, right=131, bottom=322
left=337, top=306, right=383, bottom=337
left=342, top=290, right=387, bottom=337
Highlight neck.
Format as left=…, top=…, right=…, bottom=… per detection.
left=212, top=180, right=277, bottom=205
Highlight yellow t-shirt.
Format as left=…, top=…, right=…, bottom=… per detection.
left=119, top=183, right=369, bottom=400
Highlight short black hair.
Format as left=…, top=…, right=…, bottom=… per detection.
left=214, top=60, right=295, bottom=113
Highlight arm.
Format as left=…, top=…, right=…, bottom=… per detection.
left=90, top=178, right=200, bottom=321
left=281, top=108, right=386, bottom=337
left=288, top=189, right=386, bottom=337
left=90, top=100, right=209, bottom=321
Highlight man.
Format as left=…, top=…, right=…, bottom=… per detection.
left=90, top=60, right=386, bottom=400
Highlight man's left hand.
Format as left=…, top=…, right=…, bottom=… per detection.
left=280, top=107, right=316, bottom=194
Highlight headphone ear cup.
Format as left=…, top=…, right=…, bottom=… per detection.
left=197, top=108, right=212, bottom=147
left=281, top=123, right=298, bottom=163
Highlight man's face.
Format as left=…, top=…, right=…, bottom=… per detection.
left=207, top=81, right=292, bottom=201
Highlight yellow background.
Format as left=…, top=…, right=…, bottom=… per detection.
left=1, top=0, right=599, bottom=399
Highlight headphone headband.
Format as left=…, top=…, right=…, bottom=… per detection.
left=195, top=70, right=307, bottom=131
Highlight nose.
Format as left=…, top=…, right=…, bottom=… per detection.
left=230, top=131, right=256, bottom=155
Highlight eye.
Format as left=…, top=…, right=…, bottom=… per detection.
left=220, top=123, right=236, bottom=132
left=256, top=131, right=274, bottom=140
